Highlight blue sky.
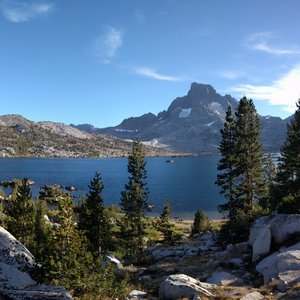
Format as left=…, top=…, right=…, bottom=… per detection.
left=0, top=0, right=299, bottom=127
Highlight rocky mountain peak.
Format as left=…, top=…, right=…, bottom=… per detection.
left=117, top=112, right=158, bottom=131
left=165, top=83, right=235, bottom=123
left=187, top=82, right=216, bottom=100
left=0, top=114, right=31, bottom=126
left=73, top=82, right=290, bottom=153
left=0, top=114, right=33, bottom=133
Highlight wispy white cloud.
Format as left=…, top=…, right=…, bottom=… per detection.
left=246, top=32, right=300, bottom=56
left=231, top=64, right=300, bottom=113
left=134, top=67, right=185, bottom=82
left=91, top=27, right=123, bottom=64
left=0, top=0, right=54, bottom=23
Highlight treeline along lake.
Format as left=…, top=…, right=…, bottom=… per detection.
left=0, top=156, right=225, bottom=219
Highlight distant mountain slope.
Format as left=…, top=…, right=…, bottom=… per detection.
left=73, top=83, right=290, bottom=153
left=0, top=115, right=176, bottom=158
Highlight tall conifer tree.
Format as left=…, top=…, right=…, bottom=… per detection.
left=216, top=106, right=240, bottom=221
left=216, top=97, right=267, bottom=236
left=5, top=178, right=35, bottom=247
left=120, top=139, right=149, bottom=258
left=234, top=97, right=267, bottom=215
left=78, top=172, right=111, bottom=255
left=271, top=99, right=300, bottom=212
left=32, top=198, right=51, bottom=261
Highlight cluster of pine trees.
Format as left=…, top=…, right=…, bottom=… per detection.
left=0, top=139, right=177, bottom=298
left=2, top=176, right=130, bottom=298
left=216, top=97, right=300, bottom=241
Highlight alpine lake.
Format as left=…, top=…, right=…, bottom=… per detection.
left=0, top=156, right=225, bottom=219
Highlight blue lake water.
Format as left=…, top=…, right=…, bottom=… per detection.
left=0, top=156, right=225, bottom=219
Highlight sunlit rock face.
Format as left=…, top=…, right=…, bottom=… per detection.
left=0, top=226, right=73, bottom=300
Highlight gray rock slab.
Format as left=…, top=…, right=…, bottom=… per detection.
left=256, top=243, right=300, bottom=285
left=159, top=274, right=217, bottom=300
left=252, top=226, right=272, bottom=262
left=206, top=271, right=244, bottom=286
left=0, top=226, right=35, bottom=270
left=0, top=262, right=36, bottom=289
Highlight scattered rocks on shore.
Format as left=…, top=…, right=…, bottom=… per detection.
left=147, top=231, right=218, bottom=261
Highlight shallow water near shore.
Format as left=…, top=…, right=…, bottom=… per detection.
left=0, top=156, right=225, bottom=219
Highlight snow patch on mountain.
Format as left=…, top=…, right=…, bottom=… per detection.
left=210, top=102, right=224, bottom=115
left=179, top=108, right=192, bottom=118
left=142, top=139, right=169, bottom=148
left=115, top=129, right=139, bottom=133
left=205, top=121, right=215, bottom=127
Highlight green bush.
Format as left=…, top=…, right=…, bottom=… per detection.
left=191, top=210, right=209, bottom=236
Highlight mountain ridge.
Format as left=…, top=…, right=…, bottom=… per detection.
left=0, top=114, right=178, bottom=158
left=73, top=83, right=290, bottom=153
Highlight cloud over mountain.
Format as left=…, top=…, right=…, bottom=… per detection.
left=232, top=64, right=300, bottom=113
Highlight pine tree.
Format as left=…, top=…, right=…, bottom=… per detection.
left=42, top=194, right=92, bottom=292
left=160, top=200, right=172, bottom=222
left=271, top=99, right=300, bottom=212
left=156, top=200, right=175, bottom=245
left=10, top=179, right=22, bottom=200
left=120, top=139, right=149, bottom=259
left=32, top=199, right=51, bottom=261
left=216, top=98, right=267, bottom=239
left=191, top=210, right=208, bottom=236
left=234, top=98, right=267, bottom=214
left=216, top=106, right=240, bottom=221
left=5, top=178, right=35, bottom=247
left=78, top=172, right=111, bottom=255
